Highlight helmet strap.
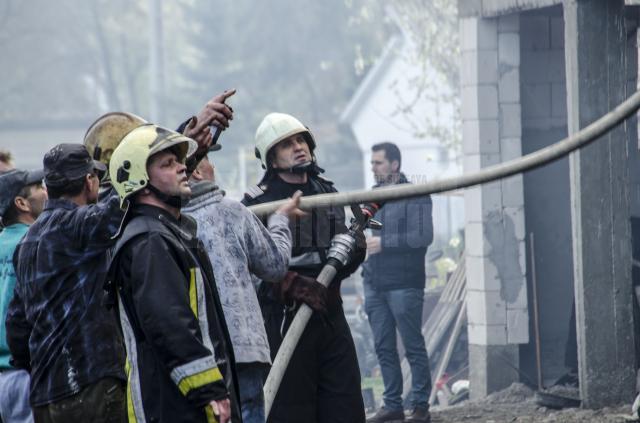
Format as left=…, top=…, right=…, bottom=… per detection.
left=146, top=183, right=184, bottom=209
left=274, top=160, right=325, bottom=175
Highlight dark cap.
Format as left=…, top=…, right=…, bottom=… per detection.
left=43, top=143, right=107, bottom=187
left=0, top=168, right=45, bottom=217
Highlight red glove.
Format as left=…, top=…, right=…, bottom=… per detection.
left=279, top=271, right=327, bottom=313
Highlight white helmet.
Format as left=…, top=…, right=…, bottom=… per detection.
left=254, top=113, right=316, bottom=169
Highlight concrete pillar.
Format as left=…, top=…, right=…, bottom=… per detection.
left=461, top=13, right=528, bottom=399
left=564, top=0, right=636, bottom=408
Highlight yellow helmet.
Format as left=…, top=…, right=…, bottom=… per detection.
left=254, top=113, right=316, bottom=169
left=84, top=112, right=148, bottom=168
left=109, top=124, right=197, bottom=205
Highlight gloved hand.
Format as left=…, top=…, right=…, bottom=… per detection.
left=279, top=271, right=327, bottom=313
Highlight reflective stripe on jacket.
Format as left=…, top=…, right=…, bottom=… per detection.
left=109, top=205, right=241, bottom=423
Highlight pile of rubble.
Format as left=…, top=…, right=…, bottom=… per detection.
left=432, top=383, right=636, bottom=423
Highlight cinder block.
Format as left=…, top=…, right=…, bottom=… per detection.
left=477, top=17, right=499, bottom=50
left=460, top=18, right=477, bottom=52
left=462, top=50, right=499, bottom=86
left=499, top=33, right=520, bottom=67
left=479, top=85, right=499, bottom=119
left=468, top=289, right=507, bottom=326
left=466, top=254, right=502, bottom=291
left=465, top=186, right=482, bottom=223
left=498, top=13, right=520, bottom=33
left=550, top=16, right=564, bottom=49
left=500, top=137, right=522, bottom=161
left=478, top=50, right=499, bottom=84
left=505, top=277, right=528, bottom=309
left=548, top=49, right=566, bottom=83
left=506, top=308, right=529, bottom=344
left=551, top=82, right=567, bottom=118
left=501, top=174, right=525, bottom=207
left=504, top=206, right=526, bottom=242
left=521, top=50, right=550, bottom=83
left=463, top=152, right=501, bottom=172
left=462, top=85, right=479, bottom=120
left=500, top=104, right=522, bottom=138
left=461, top=51, right=476, bottom=87
left=463, top=120, right=501, bottom=155
left=522, top=117, right=562, bottom=131
left=462, top=121, right=480, bottom=155
left=465, top=182, right=503, bottom=223
left=483, top=182, right=504, bottom=214
left=521, top=83, right=551, bottom=118
left=520, top=15, right=550, bottom=51
left=467, top=322, right=508, bottom=346
left=499, top=68, right=520, bottom=103
left=460, top=17, right=498, bottom=52
left=463, top=154, right=481, bottom=172
left=465, top=222, right=490, bottom=257
left=483, top=213, right=505, bottom=253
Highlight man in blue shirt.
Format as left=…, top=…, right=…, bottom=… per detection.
left=0, top=168, right=47, bottom=423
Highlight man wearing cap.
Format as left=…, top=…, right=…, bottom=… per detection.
left=6, top=144, right=127, bottom=423
left=0, top=169, right=47, bottom=423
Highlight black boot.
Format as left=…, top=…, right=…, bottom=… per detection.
left=406, top=406, right=431, bottom=423
left=366, top=406, right=405, bottom=422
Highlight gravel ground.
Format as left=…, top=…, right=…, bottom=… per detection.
left=431, top=383, right=638, bottom=423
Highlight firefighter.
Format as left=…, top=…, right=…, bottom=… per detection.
left=108, top=124, right=241, bottom=423
left=242, top=113, right=366, bottom=423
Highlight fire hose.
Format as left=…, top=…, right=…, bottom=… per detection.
left=249, top=89, right=640, bottom=217
left=262, top=203, right=381, bottom=417
left=255, top=89, right=640, bottom=417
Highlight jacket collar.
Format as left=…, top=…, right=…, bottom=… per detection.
left=132, top=204, right=197, bottom=241
left=185, top=181, right=224, bottom=209
left=44, top=198, right=79, bottom=211
left=373, top=172, right=409, bottom=188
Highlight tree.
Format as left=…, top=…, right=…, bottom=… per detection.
left=169, top=0, right=391, bottom=190
left=388, top=0, right=461, bottom=151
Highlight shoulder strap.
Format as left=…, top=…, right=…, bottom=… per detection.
left=244, top=183, right=268, bottom=201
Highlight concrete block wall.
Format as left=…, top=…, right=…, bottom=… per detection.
left=518, top=7, right=573, bottom=384
left=520, top=11, right=566, bottom=130
left=462, top=12, right=529, bottom=356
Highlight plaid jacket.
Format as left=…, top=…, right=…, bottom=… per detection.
left=6, top=197, right=125, bottom=406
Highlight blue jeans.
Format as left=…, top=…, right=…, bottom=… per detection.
left=237, top=363, right=268, bottom=423
left=0, top=369, right=34, bottom=423
left=364, top=284, right=431, bottom=410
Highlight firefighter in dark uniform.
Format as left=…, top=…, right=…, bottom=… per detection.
left=108, top=124, right=241, bottom=423
left=242, top=113, right=366, bottom=423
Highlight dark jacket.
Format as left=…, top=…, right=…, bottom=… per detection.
left=108, top=205, right=241, bottom=423
left=362, top=174, right=433, bottom=291
left=242, top=173, right=366, bottom=423
left=6, top=197, right=125, bottom=406
left=242, top=174, right=364, bottom=291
